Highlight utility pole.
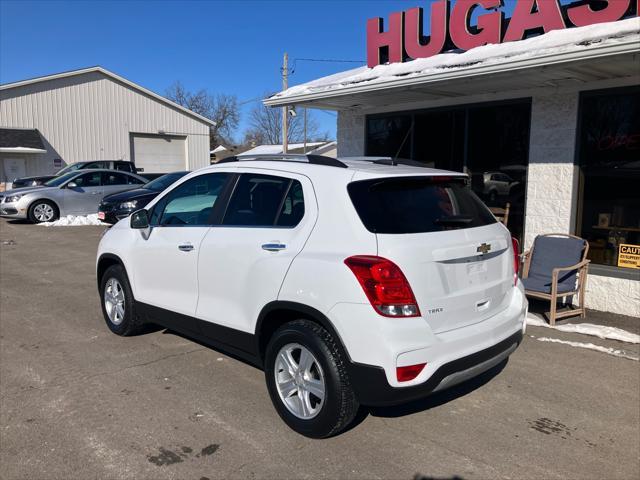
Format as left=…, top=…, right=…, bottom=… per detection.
left=303, top=107, right=307, bottom=153
left=282, top=52, right=288, bottom=153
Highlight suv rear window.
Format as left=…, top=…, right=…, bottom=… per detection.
left=348, top=176, right=496, bottom=234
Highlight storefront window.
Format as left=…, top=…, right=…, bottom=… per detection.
left=365, top=100, right=531, bottom=243
left=577, top=87, right=640, bottom=270
left=366, top=115, right=411, bottom=159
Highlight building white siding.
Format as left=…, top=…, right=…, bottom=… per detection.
left=0, top=70, right=210, bottom=176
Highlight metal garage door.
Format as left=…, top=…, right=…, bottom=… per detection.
left=131, top=134, right=187, bottom=173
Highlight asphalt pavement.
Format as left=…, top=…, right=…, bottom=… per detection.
left=1, top=218, right=638, bottom=480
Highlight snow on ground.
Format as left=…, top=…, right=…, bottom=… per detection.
left=526, top=313, right=639, bottom=344
left=271, top=17, right=640, bottom=100
left=536, top=337, right=639, bottom=362
left=39, top=214, right=105, bottom=227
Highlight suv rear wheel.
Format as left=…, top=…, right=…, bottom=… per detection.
left=264, top=319, right=359, bottom=438
left=99, top=264, right=144, bottom=336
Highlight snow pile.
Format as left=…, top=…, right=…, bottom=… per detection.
left=526, top=313, right=639, bottom=344
left=271, top=17, right=640, bottom=100
left=536, top=337, right=639, bottom=362
left=240, top=142, right=326, bottom=156
left=39, top=214, right=105, bottom=227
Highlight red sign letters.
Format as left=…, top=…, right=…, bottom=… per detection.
left=367, top=0, right=639, bottom=68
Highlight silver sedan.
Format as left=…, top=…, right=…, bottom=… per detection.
left=0, top=169, right=148, bottom=223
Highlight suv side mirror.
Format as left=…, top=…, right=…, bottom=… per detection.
left=66, top=181, right=78, bottom=188
left=130, top=209, right=150, bottom=229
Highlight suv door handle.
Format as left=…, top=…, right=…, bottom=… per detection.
left=262, top=243, right=286, bottom=252
left=178, top=243, right=194, bottom=252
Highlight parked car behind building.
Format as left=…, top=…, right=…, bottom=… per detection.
left=0, top=169, right=147, bottom=223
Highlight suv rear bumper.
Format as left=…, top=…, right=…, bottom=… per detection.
left=347, top=330, right=523, bottom=407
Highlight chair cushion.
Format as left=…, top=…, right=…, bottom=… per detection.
left=522, top=275, right=576, bottom=294
left=525, top=236, right=585, bottom=294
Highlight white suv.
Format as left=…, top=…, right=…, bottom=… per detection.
left=96, top=155, right=527, bottom=438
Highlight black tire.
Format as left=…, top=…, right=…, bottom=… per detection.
left=99, top=264, right=144, bottom=336
left=264, top=319, right=359, bottom=438
left=28, top=199, right=59, bottom=223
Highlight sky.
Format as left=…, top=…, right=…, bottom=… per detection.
left=0, top=0, right=576, bottom=142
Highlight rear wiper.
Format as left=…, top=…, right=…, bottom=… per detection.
left=435, top=215, right=473, bottom=225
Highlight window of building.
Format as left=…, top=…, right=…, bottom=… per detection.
left=576, top=87, right=640, bottom=271
left=365, top=100, right=531, bottom=243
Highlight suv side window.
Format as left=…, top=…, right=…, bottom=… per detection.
left=276, top=180, right=305, bottom=227
left=115, top=162, right=134, bottom=173
left=156, top=173, right=229, bottom=226
left=222, top=174, right=293, bottom=227
left=85, top=161, right=106, bottom=169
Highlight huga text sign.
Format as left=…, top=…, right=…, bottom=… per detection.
left=367, top=0, right=639, bottom=68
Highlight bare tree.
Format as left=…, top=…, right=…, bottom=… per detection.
left=165, top=81, right=239, bottom=148
left=244, top=100, right=324, bottom=146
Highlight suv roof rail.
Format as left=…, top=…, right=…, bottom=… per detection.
left=340, top=156, right=433, bottom=169
left=218, top=154, right=348, bottom=169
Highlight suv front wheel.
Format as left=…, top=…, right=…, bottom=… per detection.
left=99, top=264, right=144, bottom=336
left=264, top=319, right=359, bottom=438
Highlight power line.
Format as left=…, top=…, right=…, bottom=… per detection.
left=294, top=58, right=366, bottom=64
left=290, top=57, right=366, bottom=75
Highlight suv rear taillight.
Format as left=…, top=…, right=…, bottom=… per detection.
left=344, top=255, right=421, bottom=317
left=511, top=237, right=519, bottom=286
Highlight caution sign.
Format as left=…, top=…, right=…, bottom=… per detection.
left=618, top=244, right=640, bottom=269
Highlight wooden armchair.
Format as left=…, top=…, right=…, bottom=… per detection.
left=521, top=233, right=590, bottom=326
left=490, top=202, right=510, bottom=226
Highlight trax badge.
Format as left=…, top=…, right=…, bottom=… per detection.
left=477, top=243, right=491, bottom=255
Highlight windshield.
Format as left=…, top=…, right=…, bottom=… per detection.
left=54, top=163, right=84, bottom=175
left=143, top=172, right=189, bottom=192
left=348, top=176, right=497, bottom=234
left=44, top=172, right=81, bottom=187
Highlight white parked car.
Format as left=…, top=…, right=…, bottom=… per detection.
left=96, top=155, right=527, bottom=438
left=482, top=171, right=519, bottom=202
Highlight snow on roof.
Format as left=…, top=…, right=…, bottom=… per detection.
left=269, top=18, right=640, bottom=102
left=211, top=145, right=227, bottom=154
left=240, top=142, right=326, bottom=156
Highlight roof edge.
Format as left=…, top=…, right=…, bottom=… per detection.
left=264, top=40, right=640, bottom=108
left=0, top=66, right=216, bottom=126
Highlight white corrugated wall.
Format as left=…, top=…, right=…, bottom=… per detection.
left=0, top=71, right=211, bottom=176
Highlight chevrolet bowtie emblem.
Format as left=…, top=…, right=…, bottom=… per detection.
left=477, top=243, right=491, bottom=254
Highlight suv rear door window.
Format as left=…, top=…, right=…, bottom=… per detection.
left=222, top=174, right=294, bottom=227
left=114, top=162, right=134, bottom=172
left=276, top=180, right=305, bottom=227
left=348, top=176, right=496, bottom=234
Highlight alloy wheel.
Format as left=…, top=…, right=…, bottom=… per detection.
left=104, top=278, right=125, bottom=325
left=33, top=203, right=55, bottom=222
left=274, top=343, right=326, bottom=419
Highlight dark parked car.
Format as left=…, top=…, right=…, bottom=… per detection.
left=11, top=160, right=137, bottom=188
left=98, top=171, right=189, bottom=224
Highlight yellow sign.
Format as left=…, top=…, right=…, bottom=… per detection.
left=617, top=244, right=640, bottom=269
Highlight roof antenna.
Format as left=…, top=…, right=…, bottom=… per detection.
left=392, top=122, right=413, bottom=166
